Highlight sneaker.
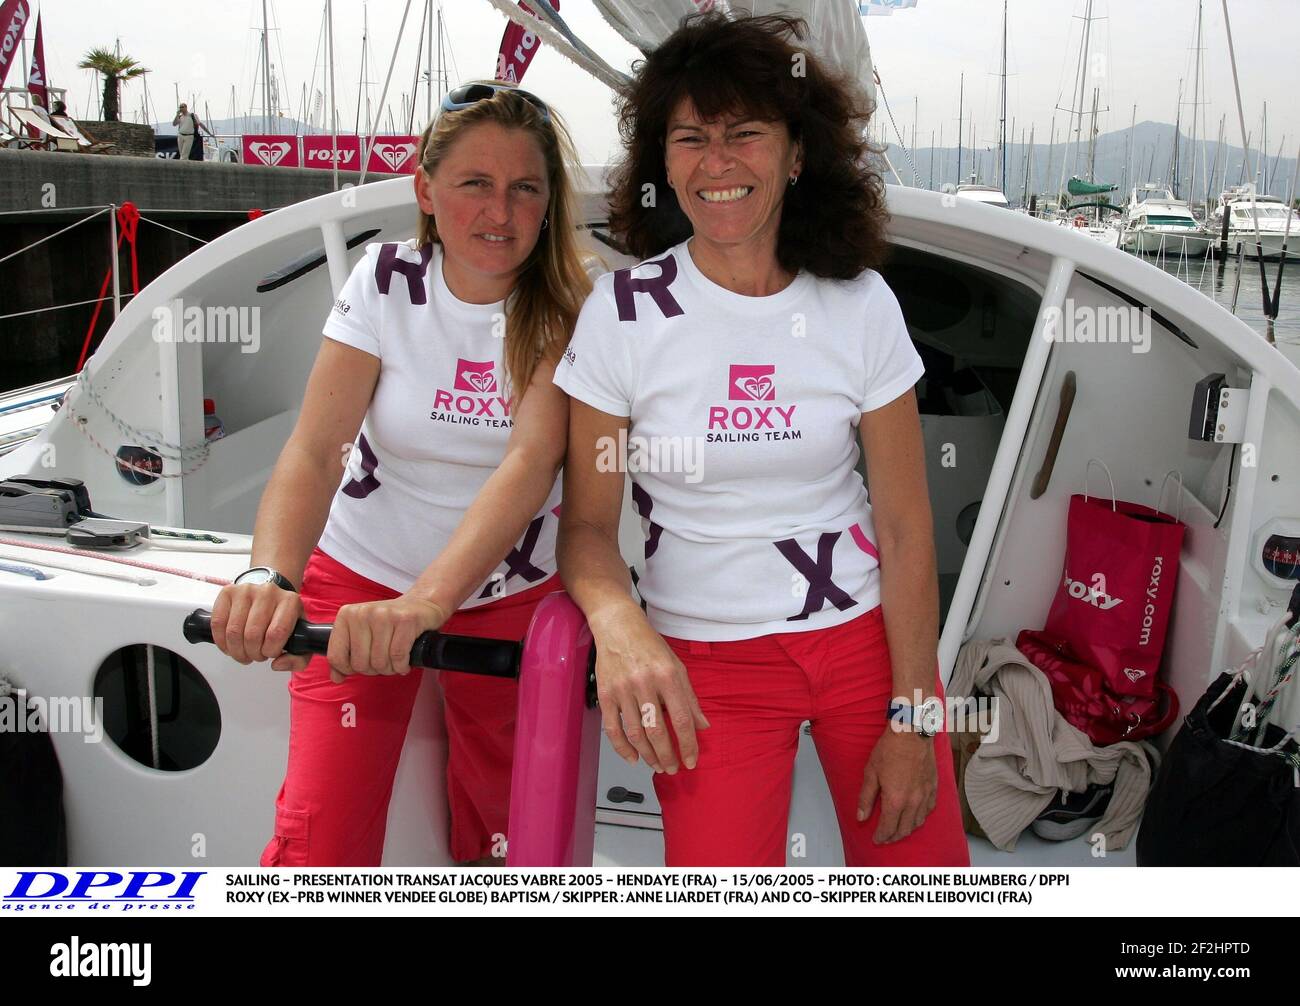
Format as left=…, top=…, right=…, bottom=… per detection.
left=1030, top=783, right=1114, bottom=841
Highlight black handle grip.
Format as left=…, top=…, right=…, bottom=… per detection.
left=183, top=609, right=520, bottom=678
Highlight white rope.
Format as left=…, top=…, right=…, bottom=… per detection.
left=0, top=204, right=112, bottom=217
left=0, top=292, right=136, bottom=322
left=137, top=215, right=210, bottom=245
left=0, top=549, right=156, bottom=585
left=146, top=643, right=161, bottom=770
left=0, top=206, right=111, bottom=266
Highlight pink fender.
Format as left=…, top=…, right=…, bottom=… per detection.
left=506, top=591, right=602, bottom=866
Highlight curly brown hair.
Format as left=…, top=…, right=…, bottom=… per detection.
left=606, top=10, right=890, bottom=280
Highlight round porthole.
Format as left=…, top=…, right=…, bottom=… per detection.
left=92, top=644, right=220, bottom=770
left=114, top=445, right=163, bottom=487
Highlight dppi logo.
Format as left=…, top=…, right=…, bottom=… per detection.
left=307, top=147, right=356, bottom=165
left=374, top=142, right=416, bottom=172
left=432, top=358, right=510, bottom=426
left=5, top=871, right=203, bottom=912
left=730, top=363, right=775, bottom=401
left=248, top=141, right=291, bottom=166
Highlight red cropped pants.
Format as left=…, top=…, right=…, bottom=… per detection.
left=654, top=604, right=971, bottom=867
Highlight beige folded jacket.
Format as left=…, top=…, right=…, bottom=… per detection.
left=948, top=638, right=1161, bottom=853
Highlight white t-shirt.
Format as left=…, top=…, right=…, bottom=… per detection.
left=318, top=239, right=561, bottom=603
left=552, top=238, right=924, bottom=641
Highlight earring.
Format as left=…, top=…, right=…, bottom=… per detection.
left=789, top=174, right=799, bottom=186
left=541, top=216, right=549, bottom=230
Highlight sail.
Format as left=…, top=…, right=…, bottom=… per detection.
left=591, top=0, right=876, bottom=104
left=859, top=0, right=919, bottom=13
left=1067, top=176, right=1118, bottom=197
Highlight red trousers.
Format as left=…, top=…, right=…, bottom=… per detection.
left=655, top=605, right=971, bottom=867
left=260, top=546, right=561, bottom=866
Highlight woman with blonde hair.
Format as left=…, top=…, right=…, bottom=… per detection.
left=210, top=82, right=591, bottom=866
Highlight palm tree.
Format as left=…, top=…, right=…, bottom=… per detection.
left=77, top=48, right=149, bottom=122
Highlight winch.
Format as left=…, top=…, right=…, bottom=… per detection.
left=0, top=476, right=150, bottom=549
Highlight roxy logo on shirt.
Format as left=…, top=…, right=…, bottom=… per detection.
left=431, top=357, right=512, bottom=427
left=706, top=364, right=800, bottom=443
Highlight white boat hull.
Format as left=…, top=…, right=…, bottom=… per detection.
left=1129, top=229, right=1214, bottom=257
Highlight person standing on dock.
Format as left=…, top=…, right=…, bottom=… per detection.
left=172, top=102, right=213, bottom=160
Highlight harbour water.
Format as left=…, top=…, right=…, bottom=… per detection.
left=1135, top=247, right=1300, bottom=370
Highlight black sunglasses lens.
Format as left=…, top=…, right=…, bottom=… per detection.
left=449, top=83, right=496, bottom=105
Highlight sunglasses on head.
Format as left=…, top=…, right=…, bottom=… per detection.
left=440, top=82, right=551, bottom=123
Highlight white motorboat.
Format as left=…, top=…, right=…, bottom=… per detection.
left=1, top=0, right=1297, bottom=869
left=1120, top=185, right=1214, bottom=257
left=954, top=183, right=1011, bottom=209
left=1210, top=186, right=1300, bottom=261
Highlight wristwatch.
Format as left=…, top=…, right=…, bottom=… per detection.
left=233, top=566, right=297, bottom=592
left=887, top=696, right=944, bottom=737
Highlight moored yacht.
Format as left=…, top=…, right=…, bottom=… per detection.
left=1120, top=184, right=1214, bottom=257
left=1210, top=186, right=1300, bottom=261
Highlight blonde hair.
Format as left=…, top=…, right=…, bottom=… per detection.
left=414, top=83, right=591, bottom=397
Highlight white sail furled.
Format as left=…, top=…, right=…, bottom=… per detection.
left=591, top=0, right=875, bottom=105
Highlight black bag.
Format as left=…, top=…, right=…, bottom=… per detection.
left=188, top=115, right=205, bottom=161
left=0, top=689, right=68, bottom=866
left=1137, top=671, right=1300, bottom=866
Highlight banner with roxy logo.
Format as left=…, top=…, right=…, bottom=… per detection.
left=240, top=135, right=419, bottom=174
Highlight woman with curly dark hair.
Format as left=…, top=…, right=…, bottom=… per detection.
left=553, top=11, right=969, bottom=866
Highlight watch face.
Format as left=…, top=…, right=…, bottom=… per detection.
left=238, top=568, right=273, bottom=586
left=919, top=699, right=944, bottom=735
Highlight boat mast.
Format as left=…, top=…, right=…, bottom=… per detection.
left=431, top=0, right=441, bottom=121
left=1207, top=113, right=1224, bottom=206
left=328, top=0, right=338, bottom=191
left=1261, top=102, right=1267, bottom=189
left=999, top=0, right=1007, bottom=194
left=262, top=0, right=271, bottom=134
left=355, top=4, right=371, bottom=137
left=1170, top=78, right=1183, bottom=196
left=1022, top=123, right=1035, bottom=205
left=956, top=73, right=963, bottom=185
left=1071, top=0, right=1095, bottom=183
left=1123, top=103, right=1135, bottom=196
left=437, top=6, right=445, bottom=102
left=935, top=125, right=946, bottom=189
left=1189, top=0, right=1203, bottom=213
left=1057, top=0, right=1099, bottom=196
left=1087, top=87, right=1099, bottom=182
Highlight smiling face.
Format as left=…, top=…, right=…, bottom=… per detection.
left=414, top=121, right=550, bottom=303
left=664, top=96, right=802, bottom=256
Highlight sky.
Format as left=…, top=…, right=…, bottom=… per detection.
left=14, top=0, right=1300, bottom=166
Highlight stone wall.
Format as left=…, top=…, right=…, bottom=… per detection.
left=78, top=120, right=155, bottom=157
